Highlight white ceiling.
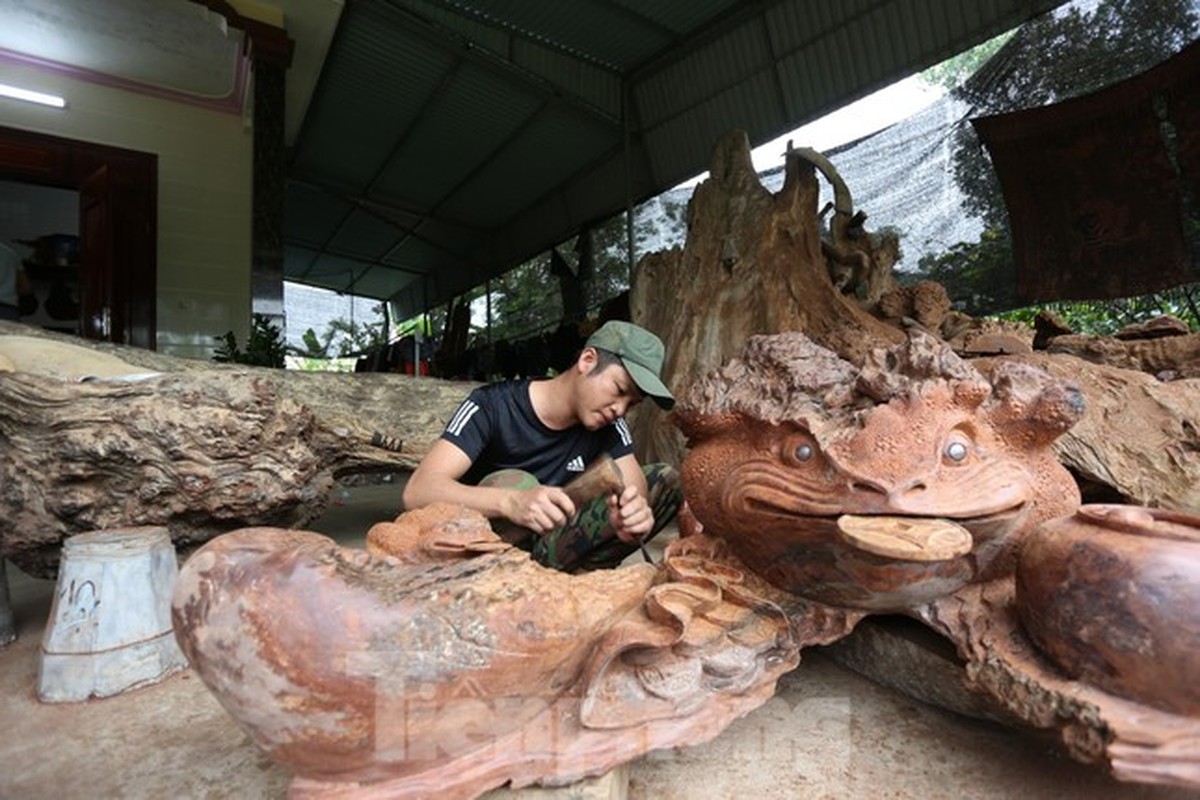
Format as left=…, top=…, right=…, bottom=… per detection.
left=0, top=0, right=342, bottom=144
left=0, top=0, right=243, bottom=98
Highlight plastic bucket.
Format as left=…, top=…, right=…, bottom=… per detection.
left=37, top=526, right=187, bottom=702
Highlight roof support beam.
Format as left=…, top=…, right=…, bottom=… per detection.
left=288, top=178, right=473, bottom=263
left=378, top=0, right=623, bottom=128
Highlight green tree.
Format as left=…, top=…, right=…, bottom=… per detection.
left=291, top=303, right=392, bottom=361
left=294, top=326, right=337, bottom=360
left=920, top=30, right=1015, bottom=90
left=325, top=307, right=390, bottom=357
left=485, top=254, right=563, bottom=342
left=469, top=207, right=667, bottom=345
left=589, top=193, right=689, bottom=308
left=913, top=227, right=1017, bottom=315
left=454, top=180, right=690, bottom=346
left=923, top=0, right=1199, bottom=314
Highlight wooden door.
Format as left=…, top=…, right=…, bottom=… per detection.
left=80, top=165, right=114, bottom=341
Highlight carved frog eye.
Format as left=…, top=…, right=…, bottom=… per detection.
left=943, top=433, right=973, bottom=465
left=781, top=432, right=822, bottom=467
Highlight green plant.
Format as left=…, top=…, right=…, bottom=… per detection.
left=213, top=314, right=288, bottom=367
left=995, top=284, right=1200, bottom=335
left=911, top=227, right=1017, bottom=316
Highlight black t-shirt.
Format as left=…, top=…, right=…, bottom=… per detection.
left=441, top=379, right=635, bottom=487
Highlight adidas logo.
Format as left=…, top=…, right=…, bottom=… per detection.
left=566, top=456, right=585, bottom=472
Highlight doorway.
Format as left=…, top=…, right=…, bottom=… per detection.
left=0, top=126, right=157, bottom=349
left=0, top=181, right=80, bottom=335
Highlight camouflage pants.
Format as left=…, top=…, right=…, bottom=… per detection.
left=479, top=463, right=682, bottom=573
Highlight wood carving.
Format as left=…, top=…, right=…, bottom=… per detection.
left=627, top=130, right=1200, bottom=516
left=673, top=330, right=1082, bottom=609
left=672, top=331, right=1200, bottom=789
left=173, top=503, right=798, bottom=798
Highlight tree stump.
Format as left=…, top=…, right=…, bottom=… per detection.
left=628, top=130, right=906, bottom=466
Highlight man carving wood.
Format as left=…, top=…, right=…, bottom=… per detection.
left=402, top=321, right=683, bottom=572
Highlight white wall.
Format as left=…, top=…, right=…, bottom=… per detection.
left=0, top=59, right=254, bottom=359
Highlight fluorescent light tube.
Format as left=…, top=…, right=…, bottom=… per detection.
left=0, top=83, right=66, bottom=108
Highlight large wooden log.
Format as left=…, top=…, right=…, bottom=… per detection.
left=0, top=321, right=477, bottom=576
left=977, top=352, right=1200, bottom=514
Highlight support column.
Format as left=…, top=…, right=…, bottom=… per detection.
left=251, top=57, right=287, bottom=328
left=198, top=3, right=294, bottom=331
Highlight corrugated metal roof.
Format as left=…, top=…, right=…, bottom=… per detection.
left=285, top=0, right=1068, bottom=318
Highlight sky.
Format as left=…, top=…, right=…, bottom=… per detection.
left=677, top=74, right=947, bottom=188
left=753, top=76, right=946, bottom=169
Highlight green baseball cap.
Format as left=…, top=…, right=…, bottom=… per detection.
left=586, top=320, right=675, bottom=410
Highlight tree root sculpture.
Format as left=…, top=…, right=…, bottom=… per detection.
left=176, top=331, right=1200, bottom=795
left=671, top=331, right=1200, bottom=789
left=173, top=503, right=799, bottom=798
left=627, top=130, right=1200, bottom=515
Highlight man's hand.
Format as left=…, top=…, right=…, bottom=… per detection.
left=607, top=484, right=653, bottom=543
left=502, top=486, right=576, bottom=534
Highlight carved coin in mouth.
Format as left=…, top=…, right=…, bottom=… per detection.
left=836, top=515, right=974, bottom=562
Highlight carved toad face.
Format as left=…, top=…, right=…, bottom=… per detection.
left=675, top=332, right=1084, bottom=610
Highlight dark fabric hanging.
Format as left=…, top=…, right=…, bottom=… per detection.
left=973, top=40, right=1200, bottom=303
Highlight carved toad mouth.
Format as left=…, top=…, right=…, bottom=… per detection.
left=834, top=515, right=974, bottom=562
left=724, top=465, right=1030, bottom=562
left=740, top=501, right=1027, bottom=563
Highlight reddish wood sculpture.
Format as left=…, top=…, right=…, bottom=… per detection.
left=674, top=330, right=1083, bottom=610
left=1017, top=504, right=1200, bottom=716
left=673, top=332, right=1200, bottom=790
left=173, top=503, right=798, bottom=798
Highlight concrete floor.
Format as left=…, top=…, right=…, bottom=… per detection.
left=1, top=481, right=1196, bottom=799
